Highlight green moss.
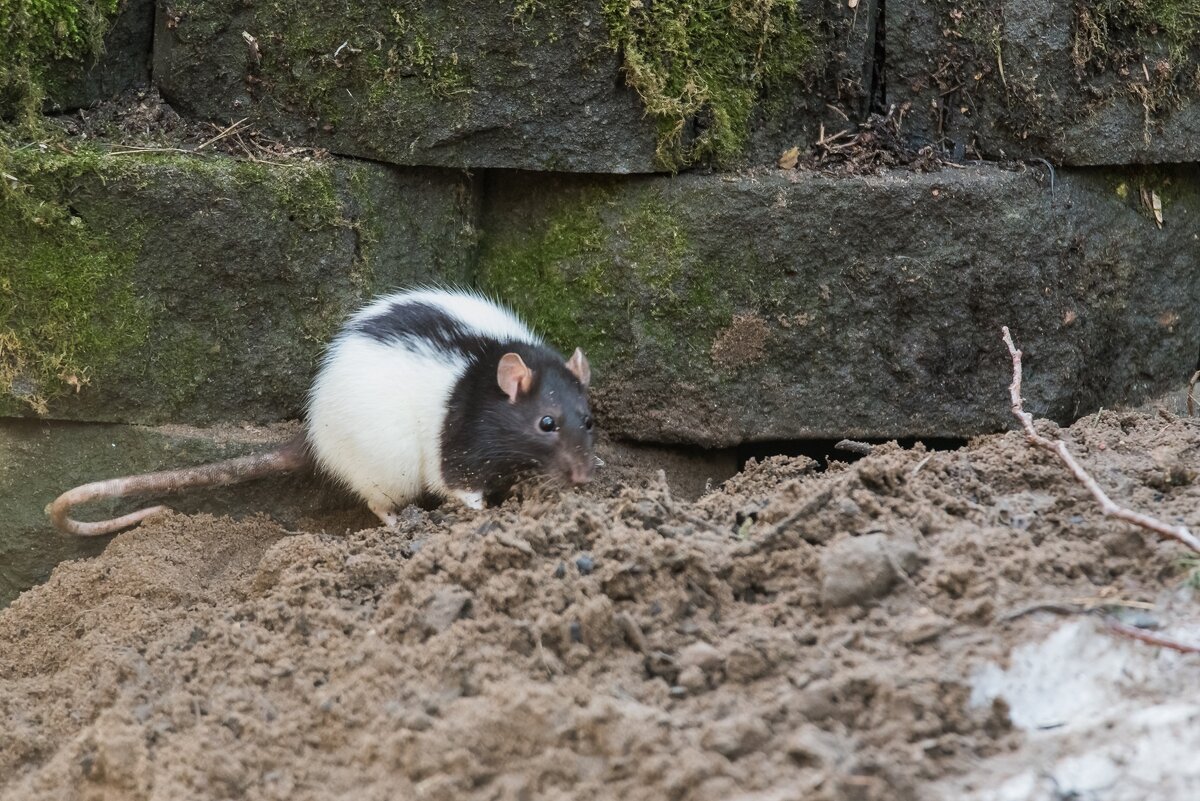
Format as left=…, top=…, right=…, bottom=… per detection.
left=600, top=0, right=818, bottom=168
left=190, top=0, right=473, bottom=130
left=1076, top=1, right=1200, bottom=67
left=477, top=188, right=615, bottom=361
left=0, top=142, right=149, bottom=414
left=236, top=160, right=347, bottom=231
left=477, top=183, right=735, bottom=371
left=0, top=0, right=120, bottom=121
left=390, top=7, right=471, bottom=99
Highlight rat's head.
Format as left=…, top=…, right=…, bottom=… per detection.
left=492, top=346, right=596, bottom=487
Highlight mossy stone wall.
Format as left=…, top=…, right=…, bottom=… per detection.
left=151, top=0, right=868, bottom=172
left=0, top=0, right=156, bottom=120
left=1, top=148, right=477, bottom=422
left=478, top=166, right=1200, bottom=445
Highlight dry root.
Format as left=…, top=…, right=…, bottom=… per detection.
left=1104, top=618, right=1200, bottom=654
left=1002, top=326, right=1200, bottom=555
left=1003, top=326, right=1200, bottom=654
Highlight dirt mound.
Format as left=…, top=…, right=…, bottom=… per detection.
left=3, top=410, right=1199, bottom=800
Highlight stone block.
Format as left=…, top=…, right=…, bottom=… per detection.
left=889, top=0, right=1200, bottom=164
left=151, top=0, right=871, bottom=171
left=477, top=164, right=1200, bottom=445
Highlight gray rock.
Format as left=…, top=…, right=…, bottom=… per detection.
left=151, top=0, right=871, bottom=171
left=820, top=533, right=921, bottom=608
left=677, top=641, right=725, bottom=673
left=1, top=149, right=476, bottom=422
left=889, top=0, right=1200, bottom=164
left=421, top=586, right=472, bottom=635
left=700, top=716, right=771, bottom=760
left=478, top=164, right=1200, bottom=446
left=9, top=155, right=1198, bottom=450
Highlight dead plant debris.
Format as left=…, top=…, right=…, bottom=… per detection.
left=48, top=87, right=327, bottom=164
left=781, top=108, right=945, bottom=177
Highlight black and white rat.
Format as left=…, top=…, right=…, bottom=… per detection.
left=48, top=288, right=596, bottom=534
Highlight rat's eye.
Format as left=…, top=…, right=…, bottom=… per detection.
left=538, top=415, right=557, bottom=432
left=584, top=415, right=594, bottom=431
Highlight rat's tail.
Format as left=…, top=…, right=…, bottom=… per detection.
left=46, top=436, right=309, bottom=536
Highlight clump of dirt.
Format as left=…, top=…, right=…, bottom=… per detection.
left=710, top=313, right=770, bottom=369
left=2, top=409, right=1199, bottom=800
left=48, top=87, right=326, bottom=162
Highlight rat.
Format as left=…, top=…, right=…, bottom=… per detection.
left=47, top=288, right=596, bottom=535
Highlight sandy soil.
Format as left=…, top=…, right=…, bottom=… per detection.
left=3, top=408, right=1200, bottom=800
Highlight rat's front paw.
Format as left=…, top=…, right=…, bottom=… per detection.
left=452, top=490, right=485, bottom=510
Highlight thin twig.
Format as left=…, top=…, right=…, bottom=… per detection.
left=825, top=103, right=850, bottom=122
left=104, top=146, right=193, bottom=156
left=999, top=596, right=1154, bottom=623
left=735, top=485, right=836, bottom=556
left=650, top=470, right=728, bottom=538
left=1030, top=157, right=1056, bottom=202
left=1002, top=326, right=1200, bottom=555
left=1188, top=370, right=1199, bottom=417
left=910, top=453, right=935, bottom=476
left=196, top=117, right=249, bottom=150
left=1105, top=617, right=1200, bottom=654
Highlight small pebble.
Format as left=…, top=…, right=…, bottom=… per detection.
left=421, top=586, right=472, bottom=635
left=677, top=641, right=723, bottom=672
left=819, top=532, right=922, bottom=608
left=575, top=554, right=595, bottom=575
left=784, top=724, right=842, bottom=769
left=678, top=665, right=707, bottom=692
left=701, top=716, right=770, bottom=759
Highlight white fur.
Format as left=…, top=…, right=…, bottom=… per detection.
left=306, top=288, right=539, bottom=521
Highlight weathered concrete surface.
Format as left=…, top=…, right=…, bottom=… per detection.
left=0, top=148, right=476, bottom=423
left=889, top=0, right=1200, bottom=164
left=0, top=421, right=356, bottom=608
left=43, top=0, right=155, bottom=112
left=477, top=165, right=1200, bottom=446
left=152, top=0, right=870, bottom=171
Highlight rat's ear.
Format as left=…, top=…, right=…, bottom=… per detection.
left=497, top=353, right=534, bottom=403
left=565, top=347, right=590, bottom=387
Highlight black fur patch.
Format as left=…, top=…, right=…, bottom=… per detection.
left=351, top=300, right=492, bottom=357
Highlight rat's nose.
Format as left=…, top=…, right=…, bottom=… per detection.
left=569, top=462, right=594, bottom=486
